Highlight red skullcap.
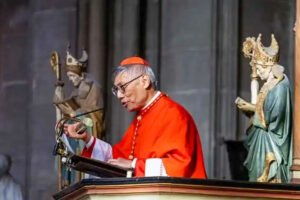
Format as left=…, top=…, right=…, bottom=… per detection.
left=119, top=56, right=149, bottom=66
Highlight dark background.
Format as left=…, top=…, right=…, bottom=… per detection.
left=0, top=0, right=295, bottom=199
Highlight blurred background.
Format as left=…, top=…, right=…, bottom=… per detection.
left=0, top=0, right=295, bottom=199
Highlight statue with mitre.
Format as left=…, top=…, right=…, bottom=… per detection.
left=235, top=34, right=293, bottom=183
left=51, top=49, right=105, bottom=188
left=57, top=50, right=105, bottom=139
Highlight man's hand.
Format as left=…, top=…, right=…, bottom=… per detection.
left=64, top=122, right=90, bottom=143
left=107, top=158, right=133, bottom=169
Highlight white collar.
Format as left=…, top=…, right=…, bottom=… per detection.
left=142, top=91, right=161, bottom=110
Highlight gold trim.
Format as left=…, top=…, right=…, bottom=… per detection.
left=257, top=152, right=276, bottom=182
left=256, top=91, right=268, bottom=130
left=65, top=65, right=83, bottom=75
left=255, top=76, right=283, bottom=130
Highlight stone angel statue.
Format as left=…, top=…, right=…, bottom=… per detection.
left=235, top=34, right=293, bottom=183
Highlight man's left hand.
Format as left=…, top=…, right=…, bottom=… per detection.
left=107, top=158, right=133, bottom=169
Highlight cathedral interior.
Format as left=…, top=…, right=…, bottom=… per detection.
left=0, top=0, right=296, bottom=199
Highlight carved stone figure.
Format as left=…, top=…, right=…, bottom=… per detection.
left=235, top=34, right=293, bottom=183
left=55, top=50, right=105, bottom=140
left=0, top=155, right=23, bottom=200
left=52, top=50, right=105, bottom=188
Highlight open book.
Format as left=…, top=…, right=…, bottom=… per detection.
left=68, top=154, right=131, bottom=178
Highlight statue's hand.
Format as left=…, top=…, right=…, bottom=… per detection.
left=235, top=97, right=255, bottom=117
left=56, top=103, right=76, bottom=117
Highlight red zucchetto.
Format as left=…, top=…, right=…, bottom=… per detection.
left=119, top=56, right=149, bottom=66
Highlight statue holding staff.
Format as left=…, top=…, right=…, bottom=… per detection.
left=51, top=49, right=105, bottom=188
left=235, top=34, right=293, bottom=183
left=55, top=49, right=105, bottom=140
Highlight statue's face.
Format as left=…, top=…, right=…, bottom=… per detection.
left=67, top=71, right=82, bottom=87
left=256, top=64, right=272, bottom=81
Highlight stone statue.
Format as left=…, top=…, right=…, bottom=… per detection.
left=235, top=34, right=293, bottom=183
left=52, top=49, right=105, bottom=188
left=0, top=154, right=23, bottom=200
left=56, top=50, right=105, bottom=139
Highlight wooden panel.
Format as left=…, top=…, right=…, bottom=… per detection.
left=53, top=178, right=300, bottom=200
left=55, top=182, right=300, bottom=200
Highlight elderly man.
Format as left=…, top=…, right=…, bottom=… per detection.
left=65, top=56, right=206, bottom=178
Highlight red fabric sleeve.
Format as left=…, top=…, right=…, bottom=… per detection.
left=81, top=137, right=96, bottom=158
left=134, top=159, right=146, bottom=177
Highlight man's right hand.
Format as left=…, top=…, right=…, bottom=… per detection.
left=64, top=122, right=91, bottom=143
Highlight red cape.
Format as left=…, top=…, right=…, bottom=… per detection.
left=113, top=94, right=206, bottom=178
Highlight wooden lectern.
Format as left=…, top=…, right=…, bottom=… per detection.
left=54, top=177, right=300, bottom=200
left=54, top=154, right=300, bottom=199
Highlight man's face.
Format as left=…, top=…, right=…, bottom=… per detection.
left=67, top=71, right=82, bottom=87
left=256, top=64, right=272, bottom=81
left=114, top=72, right=148, bottom=111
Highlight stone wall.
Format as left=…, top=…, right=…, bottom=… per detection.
left=0, top=0, right=295, bottom=199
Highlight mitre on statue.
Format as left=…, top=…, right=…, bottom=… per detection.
left=242, top=34, right=279, bottom=67
left=65, top=50, right=88, bottom=75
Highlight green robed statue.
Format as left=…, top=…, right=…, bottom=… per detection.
left=235, top=34, right=293, bottom=183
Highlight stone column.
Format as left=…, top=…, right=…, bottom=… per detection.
left=292, top=0, right=300, bottom=183
left=88, top=0, right=107, bottom=87
left=28, top=0, right=77, bottom=198
left=144, top=0, right=161, bottom=81
left=213, top=0, right=240, bottom=180
left=106, top=0, right=140, bottom=144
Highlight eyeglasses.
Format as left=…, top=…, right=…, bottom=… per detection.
left=112, top=74, right=144, bottom=96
